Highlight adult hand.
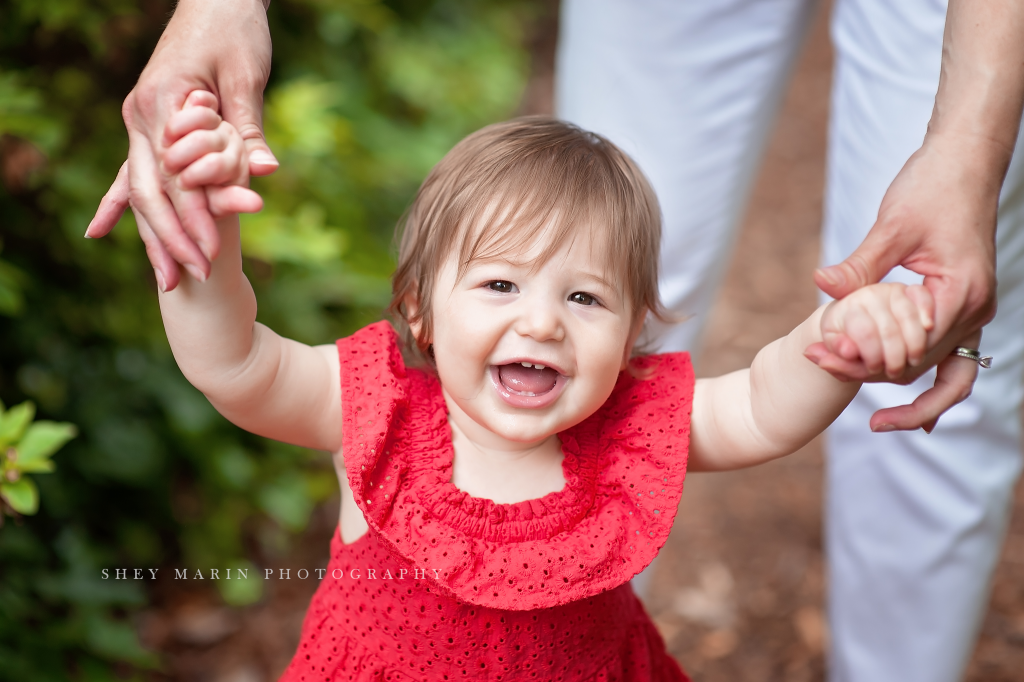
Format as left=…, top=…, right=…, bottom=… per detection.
left=85, top=0, right=275, bottom=291
left=805, top=0, right=1024, bottom=432
left=804, top=132, right=999, bottom=432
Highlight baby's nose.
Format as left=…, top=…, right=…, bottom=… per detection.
left=513, top=298, right=565, bottom=342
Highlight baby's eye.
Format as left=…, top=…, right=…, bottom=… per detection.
left=569, top=292, right=597, bottom=306
left=486, top=280, right=517, bottom=294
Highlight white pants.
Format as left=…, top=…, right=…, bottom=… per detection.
left=557, top=1, right=1024, bottom=681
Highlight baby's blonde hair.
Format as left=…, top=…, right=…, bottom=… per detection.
left=390, top=116, right=667, bottom=364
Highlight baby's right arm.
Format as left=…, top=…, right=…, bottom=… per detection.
left=148, top=93, right=342, bottom=452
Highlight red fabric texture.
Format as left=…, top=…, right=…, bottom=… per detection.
left=279, top=321, right=694, bottom=681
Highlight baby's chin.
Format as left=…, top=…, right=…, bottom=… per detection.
left=454, top=403, right=563, bottom=445
left=481, top=403, right=589, bottom=443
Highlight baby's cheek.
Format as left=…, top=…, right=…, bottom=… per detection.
left=577, top=355, right=623, bottom=414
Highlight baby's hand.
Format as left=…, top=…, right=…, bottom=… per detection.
left=160, top=90, right=263, bottom=218
left=809, top=283, right=936, bottom=381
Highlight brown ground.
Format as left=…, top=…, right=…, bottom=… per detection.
left=142, top=3, right=1024, bottom=680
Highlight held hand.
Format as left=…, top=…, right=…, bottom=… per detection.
left=808, top=134, right=999, bottom=428
left=85, top=0, right=274, bottom=291
left=813, top=283, right=935, bottom=381
left=806, top=281, right=980, bottom=432
left=133, top=91, right=263, bottom=291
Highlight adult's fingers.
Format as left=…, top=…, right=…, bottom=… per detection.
left=220, top=80, right=278, bottom=177
left=86, top=161, right=130, bottom=238
left=207, top=185, right=263, bottom=217
left=126, top=128, right=211, bottom=284
left=868, top=353, right=978, bottom=432
left=165, top=182, right=220, bottom=268
left=814, top=221, right=912, bottom=300
left=132, top=206, right=180, bottom=292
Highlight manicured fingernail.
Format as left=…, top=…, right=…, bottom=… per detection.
left=197, top=239, right=214, bottom=261
left=249, top=150, right=279, bottom=167
left=154, top=268, right=167, bottom=293
left=872, top=424, right=896, bottom=433
left=184, top=263, right=207, bottom=282
left=84, top=222, right=94, bottom=238
left=818, top=267, right=845, bottom=287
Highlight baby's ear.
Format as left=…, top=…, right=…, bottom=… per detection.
left=404, top=295, right=428, bottom=346
left=621, top=311, right=647, bottom=370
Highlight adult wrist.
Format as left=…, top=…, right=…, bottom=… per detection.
left=919, top=129, right=1012, bottom=195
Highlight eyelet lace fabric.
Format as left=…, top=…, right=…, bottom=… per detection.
left=279, top=321, right=694, bottom=681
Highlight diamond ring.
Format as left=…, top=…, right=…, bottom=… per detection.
left=952, top=347, right=992, bottom=368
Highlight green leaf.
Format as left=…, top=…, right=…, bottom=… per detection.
left=15, top=421, right=77, bottom=465
left=16, top=459, right=56, bottom=474
left=0, top=401, right=35, bottom=448
left=1, top=478, right=39, bottom=515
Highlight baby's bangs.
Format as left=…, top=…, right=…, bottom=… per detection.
left=452, top=145, right=626, bottom=283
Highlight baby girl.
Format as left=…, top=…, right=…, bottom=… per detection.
left=145, top=91, right=944, bottom=680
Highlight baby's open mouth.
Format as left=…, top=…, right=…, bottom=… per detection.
left=497, top=362, right=559, bottom=396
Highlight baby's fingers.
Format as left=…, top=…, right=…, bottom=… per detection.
left=905, top=284, right=935, bottom=331
left=178, top=149, right=246, bottom=189
left=163, top=106, right=222, bottom=147
left=804, top=342, right=871, bottom=381
left=891, top=289, right=928, bottom=368
left=184, top=90, right=219, bottom=110
left=163, top=128, right=230, bottom=175
left=843, top=307, right=891, bottom=374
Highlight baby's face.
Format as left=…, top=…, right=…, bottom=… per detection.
left=428, top=222, right=638, bottom=450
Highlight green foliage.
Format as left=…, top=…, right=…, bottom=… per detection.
left=0, top=0, right=531, bottom=678
left=0, top=401, right=77, bottom=515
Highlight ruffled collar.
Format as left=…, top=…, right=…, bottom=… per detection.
left=338, top=321, right=693, bottom=610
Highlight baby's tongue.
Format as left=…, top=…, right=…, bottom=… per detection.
left=498, top=363, right=558, bottom=395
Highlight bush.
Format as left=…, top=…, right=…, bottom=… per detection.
left=0, top=0, right=531, bottom=677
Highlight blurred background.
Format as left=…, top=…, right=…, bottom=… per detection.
left=0, top=1, right=1021, bottom=680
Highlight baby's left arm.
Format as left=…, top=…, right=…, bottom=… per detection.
left=688, top=283, right=954, bottom=471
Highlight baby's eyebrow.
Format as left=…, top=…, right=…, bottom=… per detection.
left=571, top=270, right=618, bottom=292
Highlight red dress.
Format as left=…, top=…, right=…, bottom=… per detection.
left=279, top=322, right=694, bottom=681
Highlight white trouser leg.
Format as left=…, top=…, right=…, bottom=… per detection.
left=557, top=0, right=820, bottom=356
left=557, top=0, right=819, bottom=600
left=823, top=1, right=1024, bottom=680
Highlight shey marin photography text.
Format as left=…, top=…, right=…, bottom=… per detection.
left=101, top=567, right=443, bottom=580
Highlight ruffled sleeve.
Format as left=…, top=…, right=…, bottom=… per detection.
left=338, top=321, right=694, bottom=611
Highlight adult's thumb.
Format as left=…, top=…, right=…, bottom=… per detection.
left=221, top=92, right=278, bottom=177
left=815, top=225, right=906, bottom=299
